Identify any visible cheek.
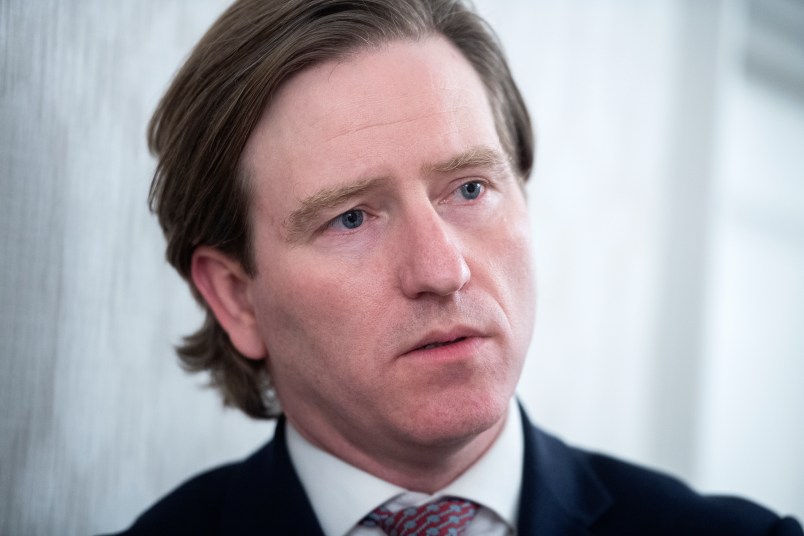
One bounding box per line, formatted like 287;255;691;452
482;212;536;342
252;254;391;374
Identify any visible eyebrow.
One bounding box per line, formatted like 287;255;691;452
284;176;388;243
283;146;510;244
424;146;510;175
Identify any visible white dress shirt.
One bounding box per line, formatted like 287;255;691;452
286;399;524;536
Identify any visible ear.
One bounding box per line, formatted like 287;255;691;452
190;246;267;360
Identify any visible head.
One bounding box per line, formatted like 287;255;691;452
148;0;534;422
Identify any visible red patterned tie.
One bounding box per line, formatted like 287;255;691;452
361;497;478;536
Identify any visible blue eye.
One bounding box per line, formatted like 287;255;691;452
459;181;483;200
336;209;364;229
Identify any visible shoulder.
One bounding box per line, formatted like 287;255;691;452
105;433;282;536
106;462;241;536
584;449;801;535
103;420;322;536
519;414;802;535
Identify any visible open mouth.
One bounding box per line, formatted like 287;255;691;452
418;336;467;351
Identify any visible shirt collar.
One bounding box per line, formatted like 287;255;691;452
285;399;524;536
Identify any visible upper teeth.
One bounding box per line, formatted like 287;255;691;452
421;337;465;350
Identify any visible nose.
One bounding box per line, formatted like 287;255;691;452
397;205;471;298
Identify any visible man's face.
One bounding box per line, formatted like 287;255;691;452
241;37;535;456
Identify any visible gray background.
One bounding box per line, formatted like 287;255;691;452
2;0;803;534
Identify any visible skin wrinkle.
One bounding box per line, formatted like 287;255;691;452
284;176;390;243
322;107;474;144
320;47;478;145
283;146;510;244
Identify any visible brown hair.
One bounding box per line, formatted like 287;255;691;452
148;0;533;419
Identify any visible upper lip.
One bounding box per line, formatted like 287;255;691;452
400;326;484;356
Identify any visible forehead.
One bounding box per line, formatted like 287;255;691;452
241;37;501;214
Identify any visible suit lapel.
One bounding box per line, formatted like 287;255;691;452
220;417;326;535
516;406;612;536
216;408;611;535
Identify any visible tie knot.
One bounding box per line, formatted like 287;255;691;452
361;497;478;536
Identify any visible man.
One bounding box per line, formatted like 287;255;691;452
114;0;802;534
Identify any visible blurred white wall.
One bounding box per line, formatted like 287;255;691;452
474;0;804;521
1;1;802;534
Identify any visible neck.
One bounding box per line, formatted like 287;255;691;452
287;410;508;493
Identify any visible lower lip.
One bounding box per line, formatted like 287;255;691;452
401;336;485;363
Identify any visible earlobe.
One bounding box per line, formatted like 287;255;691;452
190;246;267;360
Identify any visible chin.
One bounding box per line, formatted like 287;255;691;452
397;388;511;447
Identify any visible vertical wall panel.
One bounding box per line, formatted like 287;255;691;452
1;2;274;534
697;0;804;516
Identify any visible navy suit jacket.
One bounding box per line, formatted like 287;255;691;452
112;408;802;535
